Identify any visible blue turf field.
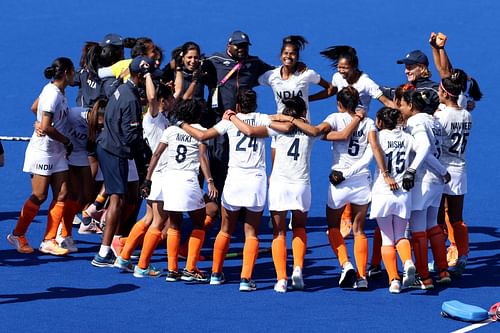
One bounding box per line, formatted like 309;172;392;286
0;0;499;331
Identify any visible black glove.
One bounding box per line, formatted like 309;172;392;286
64;140;73;157
402;168;416;190
140;179;152;198
329;170;345;186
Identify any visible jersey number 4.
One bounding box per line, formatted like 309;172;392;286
287;138;301;161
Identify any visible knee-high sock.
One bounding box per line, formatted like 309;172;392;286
444;208;456;244
371;226;382;266
186;229;205;271
166;228;180;272
292;227;307;269
412;231;430;279
341;203;352;222
451;221;469;257
272;235;287;280
138;228;162;270
13;199;40;236
381;245;400;283
45;201;65;240
61;199;81;238
328;228;348;266
241;236;259;280
395;238;412;264
212;231;231;274
427;225;448;272
354;234;368;278
121;220;148;260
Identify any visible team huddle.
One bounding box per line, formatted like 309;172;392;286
7;30;482;294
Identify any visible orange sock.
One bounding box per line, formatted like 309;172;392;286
204;215;214;230
212;231;231;274
412;231;430;279
137;228;162;270
354;234;368;278
381;245;400;283
292;227;307;268
342;203;352;222
44;201;65;240
121;220;148;260
241;236;259;280
327;228;348;266
166;228;181;272
371;226;382;266
272;235;287;280
427;225;448;272
13;199;40;236
395;238;412;263
452;221;469;257
186;229;205;271
61;199;81;238
445;208;456;244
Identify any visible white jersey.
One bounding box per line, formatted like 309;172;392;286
270;128;315;185
372;128;415;195
30;83;70;155
323;113;376;175
213;112;272;170
258;67;320;120
405;113;444;183
331;72;383;114
143;111;169;171
66;107;89;166
160;124;206;172
435;106;472;168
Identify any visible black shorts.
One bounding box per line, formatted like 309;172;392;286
96;145;128;195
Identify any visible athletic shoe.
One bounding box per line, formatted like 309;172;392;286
110;237;124;257
340;219;352;238
428;260;437;273
39;239;70;256
165;270;181;282
450;255;467;277
367;264;383;279
239;278;257;292
447;244;458;267
339;261;356;288
274;279;287;293
402;260;416;288
114;256;134;272
85;204;104;222
73;214;82;225
91;252;116;268
181;268;209;282
7;234;34;254
78;219;102;234
59;236;78;253
436;270;452;284
291;266;304;290
354;277;368;290
210;272;225;285
133;265;161;278
409;276;434;290
389;279;401;294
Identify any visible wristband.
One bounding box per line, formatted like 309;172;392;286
382;170;390;177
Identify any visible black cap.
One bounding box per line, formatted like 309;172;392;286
397;50;429;66
228;30;251;45
100;33;124;47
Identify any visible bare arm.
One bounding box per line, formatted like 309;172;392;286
309;77;336;101
368;130;399;190
199;143;218;200
291;119;331;137
145;142;167;181
180;123;220;141
229;115;269;138
377;95;396;109
31;98;39;114
323;115;362;141
144;73;159;117
41;112;68;144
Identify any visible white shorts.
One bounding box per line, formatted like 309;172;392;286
68;150;90;167
411;181;443;210
162;169;205;212
95;159;139;182
147;168;165;201
369;190;412;220
222;168;267;210
268;181;311;212
443;168;467;196
23;150;68;176
327;173;371;209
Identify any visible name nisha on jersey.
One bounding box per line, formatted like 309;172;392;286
176;133;193;142
276;90;303;100
387;140;405;148
450;122;472;131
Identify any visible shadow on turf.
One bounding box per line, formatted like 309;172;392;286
0;210;49;222
0;284;139;304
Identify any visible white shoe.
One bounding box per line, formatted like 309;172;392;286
73;215;82;225
339;261;356;288
39;239;69;256
274;279;287;293
402;260;416;288
291;266;304;290
389;279;401;294
354;277;368;290
59;236;78;253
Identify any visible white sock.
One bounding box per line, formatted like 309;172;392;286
99;245;110;257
